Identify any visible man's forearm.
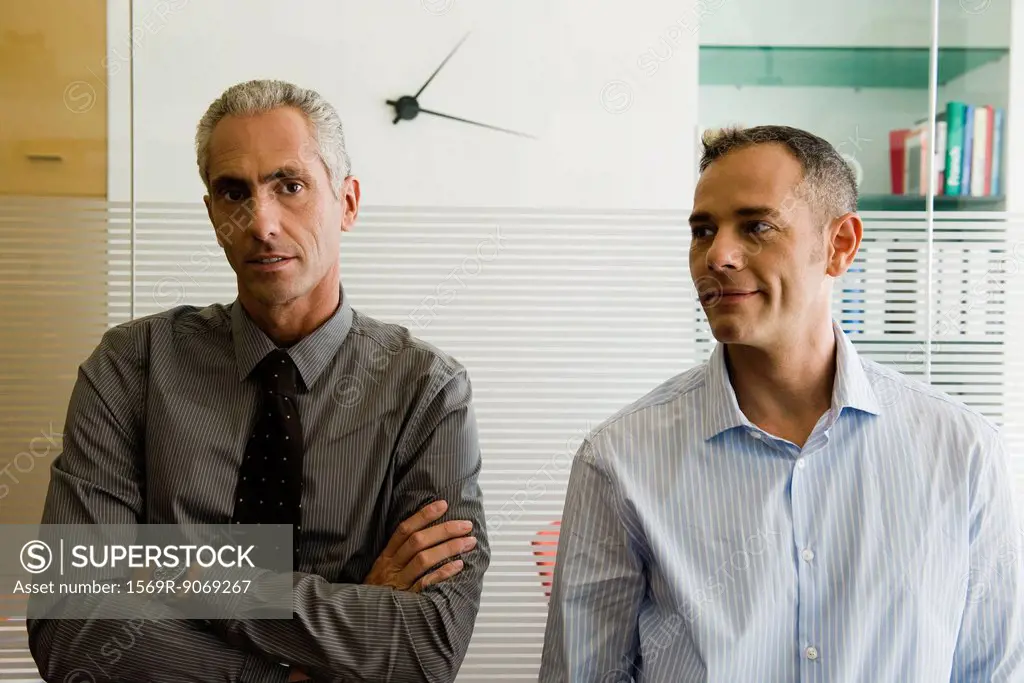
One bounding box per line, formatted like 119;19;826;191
213;573;480;683
27;593;285;683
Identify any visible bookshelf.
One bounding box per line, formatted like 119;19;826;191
696;0;1014;213
857;193;1005;212
699;46;1008;89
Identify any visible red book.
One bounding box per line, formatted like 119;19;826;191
889;129;911;194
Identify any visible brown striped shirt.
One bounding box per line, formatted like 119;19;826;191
27;286;490;682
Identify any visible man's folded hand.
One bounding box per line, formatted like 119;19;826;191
363;500;477;592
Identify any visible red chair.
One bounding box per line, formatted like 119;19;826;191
531;520;561;599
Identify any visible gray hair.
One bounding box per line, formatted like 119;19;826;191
195;79;352;196
699;125;858;223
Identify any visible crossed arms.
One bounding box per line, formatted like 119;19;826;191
27;326;490;683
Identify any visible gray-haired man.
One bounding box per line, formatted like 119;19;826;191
28;79;489;683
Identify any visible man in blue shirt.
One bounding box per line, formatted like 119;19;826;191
539;125;1023;681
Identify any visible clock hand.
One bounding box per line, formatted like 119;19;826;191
414;32;471;100
417;107;537;139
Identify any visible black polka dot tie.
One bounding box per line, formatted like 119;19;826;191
231;349;304;569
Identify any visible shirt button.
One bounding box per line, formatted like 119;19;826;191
796;458;807;469
749;431;762;440
801;548;814;562
805;646;819;661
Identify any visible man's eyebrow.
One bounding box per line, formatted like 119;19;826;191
735;206;783;220
688;205;786;226
209;167;314;191
209;172;241;184
261;166;312;183
688;211;713;225
209;174;245;192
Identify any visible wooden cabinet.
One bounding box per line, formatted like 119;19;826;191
0;0;107;197
0;2;110;528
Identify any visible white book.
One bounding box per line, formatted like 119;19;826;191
970;106;990;197
933;120;947;194
904;128;925;195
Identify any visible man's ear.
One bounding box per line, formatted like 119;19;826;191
826;212;863;278
341;176;361;233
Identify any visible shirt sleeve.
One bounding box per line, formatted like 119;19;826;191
949;424;1024;682
26;323;285;683
208;365;491;683
538;437;647;682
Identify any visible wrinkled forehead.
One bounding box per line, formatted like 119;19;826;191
206;109;322;184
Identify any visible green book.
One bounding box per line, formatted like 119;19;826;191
943;101;967;195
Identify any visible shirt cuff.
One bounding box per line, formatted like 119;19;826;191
238;655;290;683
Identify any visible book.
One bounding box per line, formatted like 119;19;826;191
904;126;926;195
991;108;1004;196
889;99;1004;202
934;118;947;194
983;106;994;196
970;105;990;197
961;104;974;196
889;129;911;195
943;101;968;196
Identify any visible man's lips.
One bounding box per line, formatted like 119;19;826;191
247;254;293;263
247;255;296;271
701;290;759;303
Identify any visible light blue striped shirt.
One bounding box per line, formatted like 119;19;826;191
539;321;1023;682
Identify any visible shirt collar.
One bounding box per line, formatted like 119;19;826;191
701;319;881;441
231;285;354;390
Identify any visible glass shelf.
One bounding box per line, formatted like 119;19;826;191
699;46;1008;89
857;194;1006;212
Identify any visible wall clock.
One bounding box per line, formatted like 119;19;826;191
386;33;537;139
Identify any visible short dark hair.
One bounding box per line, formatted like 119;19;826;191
698;125;858;222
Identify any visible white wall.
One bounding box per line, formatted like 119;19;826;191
107;0;1016;208
109;0;700;211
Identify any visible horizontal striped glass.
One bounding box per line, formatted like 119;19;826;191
3;200;1021;680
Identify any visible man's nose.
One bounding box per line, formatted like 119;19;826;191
248;195;281;241
704;230;746;271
